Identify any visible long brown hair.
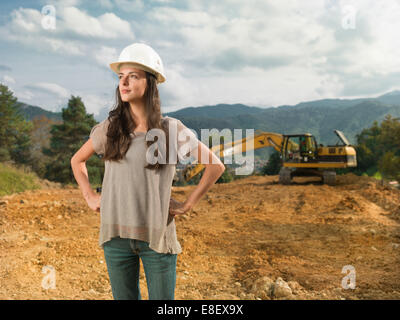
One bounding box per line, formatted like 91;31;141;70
102;71;174;171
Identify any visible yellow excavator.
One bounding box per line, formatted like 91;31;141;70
180;129;357;186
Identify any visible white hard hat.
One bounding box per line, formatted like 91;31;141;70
109;43;166;83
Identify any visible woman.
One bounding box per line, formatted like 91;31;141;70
70;43;225;300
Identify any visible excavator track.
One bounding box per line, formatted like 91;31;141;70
323;170;336;186
279;167;292;185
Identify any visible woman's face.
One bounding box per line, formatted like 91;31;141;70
118;65;147;103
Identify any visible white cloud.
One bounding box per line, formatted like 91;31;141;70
0;22;86;56
159;63;200;108
0;5;134;73
78;92;113;116
151;7;225;27
2;0;400;113
2;75;16;85
149;0;400;102
1;6;134;44
94;46;118;68
43;38;85;55
9;8;42;33
160;64;342;109
61;7;135;39
25;82;70;98
15;89;34;101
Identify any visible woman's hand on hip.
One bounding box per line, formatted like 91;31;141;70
169;197;190;216
87;192;101;213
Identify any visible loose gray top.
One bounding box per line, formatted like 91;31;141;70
89;115;199;254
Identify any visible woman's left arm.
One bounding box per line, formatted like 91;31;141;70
169;141;225;216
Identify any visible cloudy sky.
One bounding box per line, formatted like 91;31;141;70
0;0;399;119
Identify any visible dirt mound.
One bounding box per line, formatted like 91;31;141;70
37;179;63;190
1;173;399;300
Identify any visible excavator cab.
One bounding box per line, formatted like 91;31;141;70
282;133;317;163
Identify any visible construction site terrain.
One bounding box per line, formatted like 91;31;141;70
0;173;399;300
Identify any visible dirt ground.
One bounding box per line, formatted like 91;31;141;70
0;173;399;300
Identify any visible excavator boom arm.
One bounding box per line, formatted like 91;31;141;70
183;131;284;181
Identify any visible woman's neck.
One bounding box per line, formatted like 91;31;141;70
129;101;146;126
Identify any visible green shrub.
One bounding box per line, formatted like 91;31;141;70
0;162;41;196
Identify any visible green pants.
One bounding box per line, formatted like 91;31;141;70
103;236;177;300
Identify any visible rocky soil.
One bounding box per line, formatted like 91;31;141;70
1;173;399;300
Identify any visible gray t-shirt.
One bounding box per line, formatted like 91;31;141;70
89;115;198;254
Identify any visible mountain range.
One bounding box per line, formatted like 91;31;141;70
16;90;400;159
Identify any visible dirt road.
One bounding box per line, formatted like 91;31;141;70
0;173;399;300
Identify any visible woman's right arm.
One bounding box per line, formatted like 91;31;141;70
70;138;101;212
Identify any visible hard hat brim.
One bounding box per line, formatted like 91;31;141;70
109;61;166;84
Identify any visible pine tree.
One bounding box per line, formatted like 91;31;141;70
0;83;33;164
43;95;102;184
30;115;60;178
261;150;282;175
